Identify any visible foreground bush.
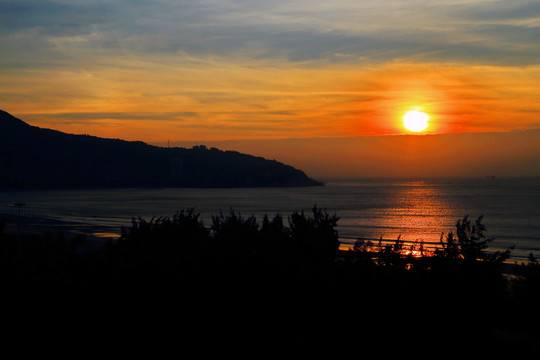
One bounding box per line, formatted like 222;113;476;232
1;209;539;347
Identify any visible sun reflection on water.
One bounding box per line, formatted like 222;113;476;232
340;180;459;251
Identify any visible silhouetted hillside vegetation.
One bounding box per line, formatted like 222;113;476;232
1;208;539;349
0;110;322;188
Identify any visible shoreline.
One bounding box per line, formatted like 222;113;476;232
0;212;119;248
0;212;531;275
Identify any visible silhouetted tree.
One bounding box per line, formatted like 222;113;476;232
259;214;292;268
288;206;340;280
376;235;407;268
5;205;540;348
210;210;259;259
456;215;491;261
514;253;540;308
433;215;512;263
110;209;210;288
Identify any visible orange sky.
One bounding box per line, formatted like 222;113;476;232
4;61;540;142
2;1;540;178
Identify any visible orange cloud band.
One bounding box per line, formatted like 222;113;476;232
3;59;540;141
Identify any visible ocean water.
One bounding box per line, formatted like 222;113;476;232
1;177;539;261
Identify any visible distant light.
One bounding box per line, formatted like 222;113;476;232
403;110;429;132
9;203;25;207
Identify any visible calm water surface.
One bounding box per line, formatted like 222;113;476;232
1;177;539;261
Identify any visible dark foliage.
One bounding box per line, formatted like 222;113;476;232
1;210;539;349
107;210;210;288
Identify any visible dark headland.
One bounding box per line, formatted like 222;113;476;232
0;110;322;188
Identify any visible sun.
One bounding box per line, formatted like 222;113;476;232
403;110;429;132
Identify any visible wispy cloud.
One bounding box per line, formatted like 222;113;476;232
3;0;540;65
1;0;540;140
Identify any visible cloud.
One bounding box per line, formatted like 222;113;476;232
0;1;114;35
451;1;540;23
22;111;200;122
2;0;540;66
2;1;540;141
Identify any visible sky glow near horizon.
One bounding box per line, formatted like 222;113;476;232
2;0;540;142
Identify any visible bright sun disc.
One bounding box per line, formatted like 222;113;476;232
403;110;429;132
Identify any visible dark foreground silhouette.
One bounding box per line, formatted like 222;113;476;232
1;208;539;350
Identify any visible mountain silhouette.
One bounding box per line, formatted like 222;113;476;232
0;110;322;188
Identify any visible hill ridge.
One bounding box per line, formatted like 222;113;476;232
0;110;322;188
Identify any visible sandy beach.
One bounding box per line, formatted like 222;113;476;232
0;212;119;249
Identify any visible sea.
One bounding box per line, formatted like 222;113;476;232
1;177;539;262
